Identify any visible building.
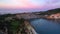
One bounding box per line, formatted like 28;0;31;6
47;13;60;19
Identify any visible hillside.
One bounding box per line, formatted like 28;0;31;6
0;14;37;34
38;8;60;15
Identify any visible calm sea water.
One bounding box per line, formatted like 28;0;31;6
30;19;60;34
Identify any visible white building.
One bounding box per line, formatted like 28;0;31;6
47;13;60;19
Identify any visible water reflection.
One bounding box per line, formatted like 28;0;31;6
30;19;60;34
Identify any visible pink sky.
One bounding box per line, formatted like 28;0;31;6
0;0;44;9
0;0;60;14
0;0;60;9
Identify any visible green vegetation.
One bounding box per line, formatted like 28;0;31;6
0;14;26;34
39;8;60;15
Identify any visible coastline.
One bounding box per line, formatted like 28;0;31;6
24;20;38;34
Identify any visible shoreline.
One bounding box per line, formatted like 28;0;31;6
24;20;38;34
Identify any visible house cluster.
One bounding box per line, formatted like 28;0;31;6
47;13;60;19
15;13;39;19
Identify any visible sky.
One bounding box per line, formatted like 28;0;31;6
0;0;60;13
